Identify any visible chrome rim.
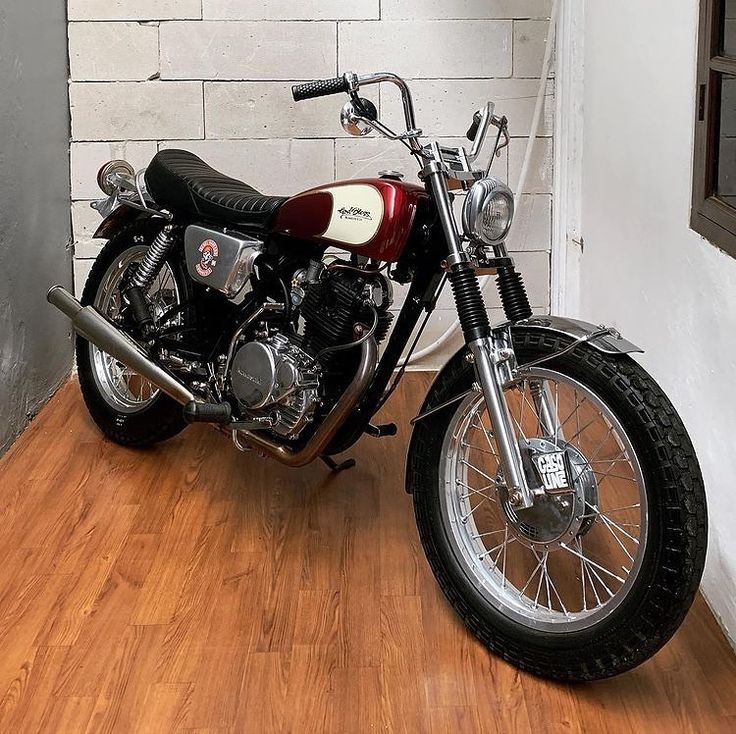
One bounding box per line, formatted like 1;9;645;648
90;246;180;413
439;368;648;633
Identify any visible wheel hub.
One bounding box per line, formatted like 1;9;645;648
499;438;598;552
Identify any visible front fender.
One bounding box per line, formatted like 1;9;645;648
517;315;642;355
404;317;642;493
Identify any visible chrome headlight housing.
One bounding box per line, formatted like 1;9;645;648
462;177;514;245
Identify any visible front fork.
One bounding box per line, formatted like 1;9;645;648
426;164;538;509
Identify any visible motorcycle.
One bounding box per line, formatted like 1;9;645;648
48;71;707;681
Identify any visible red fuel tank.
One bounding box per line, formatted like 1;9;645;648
272;178;428;262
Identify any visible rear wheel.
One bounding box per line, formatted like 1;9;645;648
77;220;190;447
408;329;707;680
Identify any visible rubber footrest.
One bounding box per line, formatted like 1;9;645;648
183;400;232;424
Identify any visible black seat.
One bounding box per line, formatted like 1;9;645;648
144;149;288;232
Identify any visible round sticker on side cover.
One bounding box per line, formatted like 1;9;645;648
196;239;219;277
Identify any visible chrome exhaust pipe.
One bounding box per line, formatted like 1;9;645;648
234;335;378;467
47;285;196;406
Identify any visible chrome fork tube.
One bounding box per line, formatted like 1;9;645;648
425;155;535;509
530;380;563;442
469;336;535;508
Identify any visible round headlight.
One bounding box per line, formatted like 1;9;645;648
462;178;514;245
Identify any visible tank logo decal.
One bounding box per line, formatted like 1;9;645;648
322;185;384;245
196;239;219;277
338;206;372;221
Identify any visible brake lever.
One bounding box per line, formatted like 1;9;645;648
493;116;510;155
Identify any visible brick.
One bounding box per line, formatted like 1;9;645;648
334;137;426;182
71;201;101;244
508;137;554;194
513;20;552;78
204;82;375;139
512;251;549;308
160;22;336;81
68;22;158;82
339;21;512;79
68;1;201;21
382;0;552;20
73;259;94;297
505;194;552;251
159;139;334;195
70;82;204;141
71;141;158;198
202;0;378;20
380;78;553;138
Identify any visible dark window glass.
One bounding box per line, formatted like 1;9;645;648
717;74;736;204
724;0;736;56
693;1;736;258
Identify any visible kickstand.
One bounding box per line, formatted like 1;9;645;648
320;455;356;473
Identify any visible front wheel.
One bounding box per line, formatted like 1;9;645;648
407;328;707;681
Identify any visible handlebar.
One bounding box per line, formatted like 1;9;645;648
292;77;349;102
291;71;499;168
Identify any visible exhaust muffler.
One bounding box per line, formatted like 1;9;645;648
47;285;196;406
48;285;378;467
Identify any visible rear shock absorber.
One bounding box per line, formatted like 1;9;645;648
126;223;176;333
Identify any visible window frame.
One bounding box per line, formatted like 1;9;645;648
692;0;736;258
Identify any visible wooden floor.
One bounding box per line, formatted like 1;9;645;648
0;376;734;733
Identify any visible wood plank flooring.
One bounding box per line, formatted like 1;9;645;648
0;376;734;732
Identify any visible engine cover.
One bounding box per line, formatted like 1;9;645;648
230;333;319;438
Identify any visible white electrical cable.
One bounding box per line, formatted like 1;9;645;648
400;0;560;367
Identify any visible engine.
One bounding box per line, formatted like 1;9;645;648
226;261;392;440
300;265;393;363
230;333;319;438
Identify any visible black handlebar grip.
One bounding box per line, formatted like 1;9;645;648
292;77;349;102
466;111;482;142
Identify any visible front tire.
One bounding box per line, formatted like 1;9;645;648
407;328;707;681
77;220;190;447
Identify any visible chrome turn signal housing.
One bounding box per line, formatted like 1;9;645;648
96;159;135;195
462;177;514;245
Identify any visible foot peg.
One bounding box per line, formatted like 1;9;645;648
321;455;356;472
365;422;397;438
183;400;232;425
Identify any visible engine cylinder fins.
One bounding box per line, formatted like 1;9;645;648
301;268;393;363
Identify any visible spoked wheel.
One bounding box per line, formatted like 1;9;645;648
443;369;647;633
408;328;707;680
90;244;180;412
76;220;191;446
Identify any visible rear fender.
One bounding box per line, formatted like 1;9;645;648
92;205;151;239
404;317;642;493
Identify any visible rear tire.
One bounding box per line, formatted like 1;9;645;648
77;220;190;447
407;328;707;681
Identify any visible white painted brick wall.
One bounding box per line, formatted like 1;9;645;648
68;0;554;367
